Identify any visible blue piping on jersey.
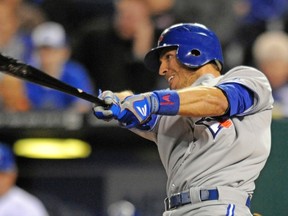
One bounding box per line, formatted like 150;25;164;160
226;204;235;216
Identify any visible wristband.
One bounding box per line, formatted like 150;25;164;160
152;90;180;115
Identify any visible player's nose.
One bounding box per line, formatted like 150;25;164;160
159;61;168;76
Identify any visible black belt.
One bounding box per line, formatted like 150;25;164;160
164;189;251;211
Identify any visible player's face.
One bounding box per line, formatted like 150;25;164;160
159;48;198;90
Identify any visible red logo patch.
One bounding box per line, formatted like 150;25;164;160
160;94;174;105
220;119;232;128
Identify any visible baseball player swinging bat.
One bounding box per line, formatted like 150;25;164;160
0;53;106;106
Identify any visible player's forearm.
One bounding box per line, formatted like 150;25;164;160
177;86;229;117
113;87;229;119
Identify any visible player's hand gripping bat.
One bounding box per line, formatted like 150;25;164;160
0;53;106;106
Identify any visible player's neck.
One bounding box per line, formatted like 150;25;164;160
195;63;221;78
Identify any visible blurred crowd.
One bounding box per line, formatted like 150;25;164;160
0;0;288;118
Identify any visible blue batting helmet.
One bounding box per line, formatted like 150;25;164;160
144;23;224;72
0;143;16;172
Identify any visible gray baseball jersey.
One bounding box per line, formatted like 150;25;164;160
132;66;273;199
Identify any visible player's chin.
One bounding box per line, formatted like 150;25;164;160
168;77;181;90
168;82;176;90
169;83;179;90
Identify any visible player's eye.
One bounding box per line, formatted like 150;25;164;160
165;54;173;61
159;50;176;64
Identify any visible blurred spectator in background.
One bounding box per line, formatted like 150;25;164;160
144;0;175;31
73;0;161;93
0;75;31;112
18;1;47;35
252;31;288;118
0;142;49;216
0;0;46;112
225;0;288;68
25;21;94;112
172;0;236;50
0;0;33;61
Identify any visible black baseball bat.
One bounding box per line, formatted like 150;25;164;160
0;53;106;106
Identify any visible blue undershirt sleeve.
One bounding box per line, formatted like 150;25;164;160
217;83;254;116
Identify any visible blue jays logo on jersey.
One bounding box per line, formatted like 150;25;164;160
195;117;233;138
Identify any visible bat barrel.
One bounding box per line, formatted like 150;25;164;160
0;53;106;106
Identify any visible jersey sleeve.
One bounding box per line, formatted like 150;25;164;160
217;83;254;116
217;66;274;116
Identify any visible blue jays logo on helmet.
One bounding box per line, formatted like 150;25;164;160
144;23;224;72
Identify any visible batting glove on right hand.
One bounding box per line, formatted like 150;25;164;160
93;90;120;121
117;90;180;128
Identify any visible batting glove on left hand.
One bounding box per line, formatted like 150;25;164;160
93;90;121;121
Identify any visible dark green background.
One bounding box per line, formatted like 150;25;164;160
251;119;288;215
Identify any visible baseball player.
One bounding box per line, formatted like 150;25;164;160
93;23;273;216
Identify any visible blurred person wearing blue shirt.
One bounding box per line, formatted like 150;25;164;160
26;21;94;112
0;143;49;216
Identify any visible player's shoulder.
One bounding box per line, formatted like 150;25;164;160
219;65;273;97
219;65;272;92
220;65;270;84
220;66;274;111
223;65;267;80
224;65;264;77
